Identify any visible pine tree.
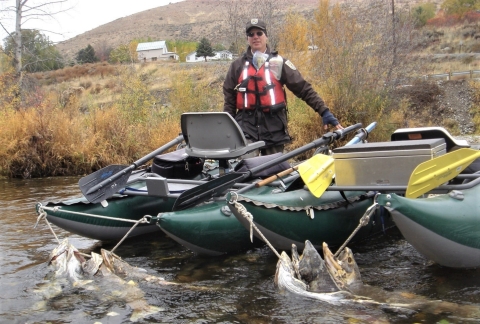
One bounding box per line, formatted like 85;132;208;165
196;38;215;62
76;44;98;64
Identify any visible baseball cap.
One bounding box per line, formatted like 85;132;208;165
246;19;267;34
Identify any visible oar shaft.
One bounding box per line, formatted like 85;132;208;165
247;124;363;178
258;123;376;189
346;122;377;146
255;166;298;188
173;124;363;211
86;135;184;195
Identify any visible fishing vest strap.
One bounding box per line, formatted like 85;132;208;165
264;62;276;106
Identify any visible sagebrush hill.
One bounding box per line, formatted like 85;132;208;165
55;0;445;59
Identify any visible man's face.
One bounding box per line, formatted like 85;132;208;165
247;28;268;52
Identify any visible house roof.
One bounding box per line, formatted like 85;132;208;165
136;41;166;51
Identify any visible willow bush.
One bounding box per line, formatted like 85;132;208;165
278;0;419;146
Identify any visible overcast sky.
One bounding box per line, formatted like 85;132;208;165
1;0;184;44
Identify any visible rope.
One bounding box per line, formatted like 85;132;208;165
35;205;90;258
333;194;380;258
110;215;152;254
228;193;281;259
35;209;60;244
40;205;151;224
36;204;151;258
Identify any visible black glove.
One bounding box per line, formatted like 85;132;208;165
321;109;339;127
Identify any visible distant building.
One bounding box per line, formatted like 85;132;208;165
186;50;233;63
185;51;204;63
137;41;178;62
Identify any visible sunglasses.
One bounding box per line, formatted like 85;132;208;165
247;31;264;37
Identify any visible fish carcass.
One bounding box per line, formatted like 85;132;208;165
275;240;480;320
44;239;164;322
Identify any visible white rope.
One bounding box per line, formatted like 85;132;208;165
40;205;150;224
229;195;281;259
35;206;91;258
110;215;152;254
36;204;147;258
35;209;61;244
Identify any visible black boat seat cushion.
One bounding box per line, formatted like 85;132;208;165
234;152;291;179
151;148;204;179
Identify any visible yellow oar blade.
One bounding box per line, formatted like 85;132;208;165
406;148;480;198
298;154;335;198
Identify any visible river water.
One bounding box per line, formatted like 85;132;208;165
1;176;480;324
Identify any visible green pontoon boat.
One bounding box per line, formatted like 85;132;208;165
156;123;377;255
377;175;480;268
35;112;268;241
36;112;349;244
227;127;479;255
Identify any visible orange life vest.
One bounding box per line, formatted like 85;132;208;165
236;60;286;112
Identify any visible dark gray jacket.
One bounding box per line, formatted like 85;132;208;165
223;45;330;147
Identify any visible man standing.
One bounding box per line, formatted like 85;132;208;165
223;18;343;156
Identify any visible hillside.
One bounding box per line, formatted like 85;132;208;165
55;0;318;59
55;0;444;59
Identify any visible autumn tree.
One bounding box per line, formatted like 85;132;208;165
196;37;215;62
0;0;70;75
3;29;63;72
94;40;112;62
219;0;288;54
166;39;197;62
109;40;140;64
278;0;417;126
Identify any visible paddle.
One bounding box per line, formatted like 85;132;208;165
171;123;363;211
298;154;335;197
254;122;378;189
79;135;184;204
346;122;377;145
406;148;480;198
296;122;378;198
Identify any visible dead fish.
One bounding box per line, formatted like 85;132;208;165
48;238;83;280
100;249;170;285
275;251;355;305
322;242;363;293
294;241;339;293
323;242;480;318
42;239;164;322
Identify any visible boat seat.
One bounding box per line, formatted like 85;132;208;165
391;127;469;152
181;112;265;159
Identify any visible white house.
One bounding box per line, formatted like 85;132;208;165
185;51;204;63
136;41;179;62
186;50;233;63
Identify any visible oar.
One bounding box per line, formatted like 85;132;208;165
346;122;377;145
79;135;184;204
297;122;378;197
257;122;376;194
254;122;378;189
406;148;480;198
298;154;335;197
254;166;299;188
171;123;363;211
